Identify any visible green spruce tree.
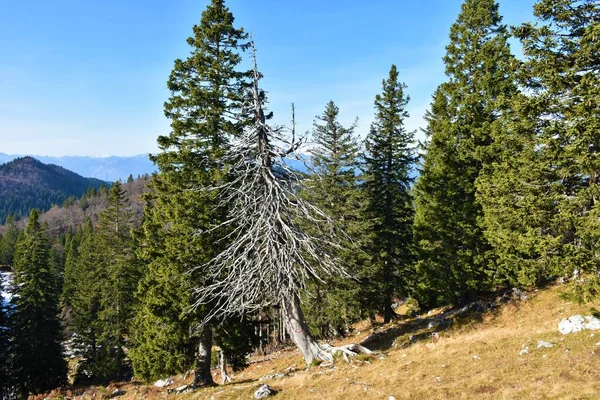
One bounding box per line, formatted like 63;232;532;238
509;0;600;298
475;90;562;288
11;209;66;396
61;228;81;309
66;220;104;382
303;100;364;338
130;0;251;385
94;181;138;380
413;0;518;306
0;272;11;399
0;215;19;266
362;65;416;323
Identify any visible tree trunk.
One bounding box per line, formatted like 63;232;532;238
258;313;264;356
281;294;373;366
383;283;394;324
219;348;231;384
281;294;327;366
193;327;214;387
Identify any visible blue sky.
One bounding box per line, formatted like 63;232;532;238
0;0;537;157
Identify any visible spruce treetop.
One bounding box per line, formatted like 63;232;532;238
365;64;415;190
311;100;359;185
158;0;251;169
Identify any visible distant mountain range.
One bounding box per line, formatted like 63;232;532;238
0;157;107;223
0;153;156;182
0;153;315;182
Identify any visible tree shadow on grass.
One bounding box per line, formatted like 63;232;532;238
361;289;524;352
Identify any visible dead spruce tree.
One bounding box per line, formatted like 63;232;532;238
193;46;372;366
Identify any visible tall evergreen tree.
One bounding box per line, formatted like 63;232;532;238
413;0;518;306
0;272;11;399
0;216;19;266
362;65;415;323
129;195;196;381
303;101;364;337
94;181;138;380
507;0;600;297
10;209;66;396
476;91;562;288
130;0;251;385
65;220;104;382
61;229;81;309
64;183;139;383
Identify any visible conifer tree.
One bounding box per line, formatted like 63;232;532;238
507;0;600;296
131;0;251;385
475;90;561;288
94;181;138;380
66;220;104;381
413;0;518;306
0;274;11;399
10;209;66;396
129;196;196;381
303;101;364;337
0;216;19;266
362;65;415;323
63;183;138;383
61;229;81;308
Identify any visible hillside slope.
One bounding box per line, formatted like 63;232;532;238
0;174;150;238
41;283;600;400
0;153;156;182
0;157;107;223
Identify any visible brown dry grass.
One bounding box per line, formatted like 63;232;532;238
45;284;600;400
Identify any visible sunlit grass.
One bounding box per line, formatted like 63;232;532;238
42;283;600;400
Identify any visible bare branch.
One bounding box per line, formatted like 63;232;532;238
191;43;348;325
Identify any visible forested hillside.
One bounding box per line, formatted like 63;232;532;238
0;0;598;398
0;157;107;224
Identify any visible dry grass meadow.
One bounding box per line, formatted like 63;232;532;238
40;283;600;400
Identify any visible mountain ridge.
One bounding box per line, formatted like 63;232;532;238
0;157;107;223
0;153;156;182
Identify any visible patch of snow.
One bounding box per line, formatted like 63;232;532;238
558;315;585;334
1;271;14;306
584;316;600;330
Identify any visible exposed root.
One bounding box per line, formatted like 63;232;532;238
314;343;375;364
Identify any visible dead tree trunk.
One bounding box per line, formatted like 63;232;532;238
193;327;214;387
282;294;374;366
281;294;326;365
219;348;232;384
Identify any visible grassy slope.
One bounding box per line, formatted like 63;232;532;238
46;284;600;400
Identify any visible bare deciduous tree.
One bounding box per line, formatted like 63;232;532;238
192;43;372;365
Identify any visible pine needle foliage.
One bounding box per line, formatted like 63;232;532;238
512;0;600;297
10;209;66;396
130;0;252;383
362;65;416;322
413;0;518;306
303;101;364;338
